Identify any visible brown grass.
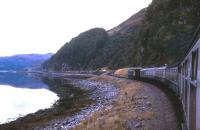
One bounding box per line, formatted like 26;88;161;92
73;75;155;130
114;68;129;78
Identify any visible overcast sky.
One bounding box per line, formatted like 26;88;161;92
0;0;152;56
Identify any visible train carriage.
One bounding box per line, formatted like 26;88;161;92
128;25;200;130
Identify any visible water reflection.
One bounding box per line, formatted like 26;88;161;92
0;72;59;124
0;72;48;89
0;85;59;124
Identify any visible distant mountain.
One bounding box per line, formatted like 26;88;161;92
0;53;53;71
43;0;200;71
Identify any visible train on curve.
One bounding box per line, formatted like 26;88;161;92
128;26;200;130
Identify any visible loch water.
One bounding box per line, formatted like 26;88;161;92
0;72;59;124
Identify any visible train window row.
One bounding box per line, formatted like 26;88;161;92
179;48;199;130
133;27;200;130
180;49;198;81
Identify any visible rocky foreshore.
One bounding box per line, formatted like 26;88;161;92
39;80;118;130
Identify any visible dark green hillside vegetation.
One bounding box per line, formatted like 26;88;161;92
43;28;109;70
44;0;200;71
136;0;200;66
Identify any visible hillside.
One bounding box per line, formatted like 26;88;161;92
43;0;200;71
43;10;145;71
43;29;108;70
0;53;53;71
135;0;200;66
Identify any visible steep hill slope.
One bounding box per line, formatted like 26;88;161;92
43;28;109;70
43;10;145;71
0;53;53;71
135;0;200;66
44;0;200;71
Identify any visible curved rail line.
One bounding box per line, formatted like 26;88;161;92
128;25;200;130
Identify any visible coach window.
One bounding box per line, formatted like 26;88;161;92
183;63;186;75
181;65;184;75
185;60;188;76
192;49;198;80
178;66;181;73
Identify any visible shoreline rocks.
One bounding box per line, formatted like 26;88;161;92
42;79;118;130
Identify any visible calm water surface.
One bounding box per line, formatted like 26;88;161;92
0;72;59;124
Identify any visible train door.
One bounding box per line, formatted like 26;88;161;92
189;49;198;130
189;85;197;130
182;60;189;116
